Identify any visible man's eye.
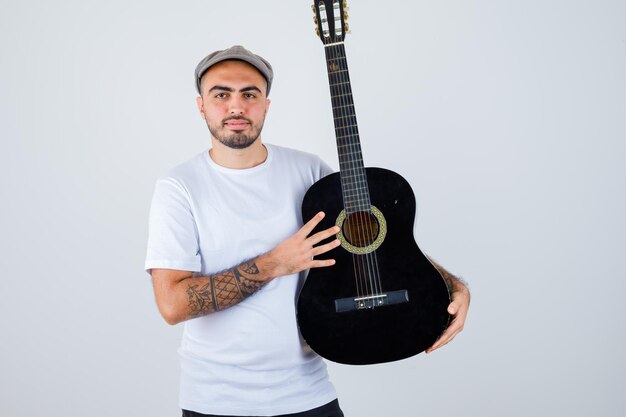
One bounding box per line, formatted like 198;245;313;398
215;93;227;99
244;93;256;99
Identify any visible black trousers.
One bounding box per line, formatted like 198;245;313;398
182;399;344;417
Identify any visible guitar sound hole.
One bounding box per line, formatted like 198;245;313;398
342;211;379;247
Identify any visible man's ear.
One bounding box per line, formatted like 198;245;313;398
196;96;205;119
265;98;271;115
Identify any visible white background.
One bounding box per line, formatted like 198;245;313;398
1;0;625;416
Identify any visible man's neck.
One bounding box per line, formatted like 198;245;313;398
209;139;268;169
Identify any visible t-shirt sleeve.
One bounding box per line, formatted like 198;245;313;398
144;176;201;275
318;157;335;179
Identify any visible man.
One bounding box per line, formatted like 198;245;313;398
145;45;470;417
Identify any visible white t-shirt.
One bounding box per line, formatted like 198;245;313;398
145;143;337;416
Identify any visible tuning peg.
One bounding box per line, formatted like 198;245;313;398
345;23;351;33
313;15;318;25
344;11;349;21
311;4;316;14
343;1;348;10
315;27;320;37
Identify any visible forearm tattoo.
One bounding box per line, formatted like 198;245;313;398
186;260;265;318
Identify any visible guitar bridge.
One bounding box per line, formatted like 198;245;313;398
334;290;409;313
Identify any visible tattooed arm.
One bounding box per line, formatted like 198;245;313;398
151;258;270;324
151;212;341;325
186;260;265;316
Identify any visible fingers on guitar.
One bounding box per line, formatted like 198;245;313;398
309;225;340;245
300;211;326;236
311;239;341;257
310;258;336;268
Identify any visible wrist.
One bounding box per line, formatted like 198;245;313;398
449;276;470;299
452;275;469;290
257;251;280;282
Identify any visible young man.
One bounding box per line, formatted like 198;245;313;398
145;45;470;417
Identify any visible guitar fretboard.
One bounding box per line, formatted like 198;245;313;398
324;43;371;214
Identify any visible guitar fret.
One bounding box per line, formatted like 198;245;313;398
343;183;368;188
329;78;349;85
344;204;372;211
336;132;359;137
342;197;369;205
340;171;365;177
331;93;355;99
343;198;369;205
340;169;365;176
343;190;368;198
332;114;357;122
340;159;363;171
344;200;370;206
343;194;369;200
343;192;370;199
335;124;359;130
340;173;367;180
339;158;363;165
341;174;366;180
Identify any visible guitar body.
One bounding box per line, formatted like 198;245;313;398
298;168;450;365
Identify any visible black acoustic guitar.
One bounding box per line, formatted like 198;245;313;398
297;0;451;365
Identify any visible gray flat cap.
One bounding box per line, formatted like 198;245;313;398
195;45;274;96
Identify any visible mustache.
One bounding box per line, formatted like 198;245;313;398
222;116;253;124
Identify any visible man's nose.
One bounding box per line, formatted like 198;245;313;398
228;97;244;114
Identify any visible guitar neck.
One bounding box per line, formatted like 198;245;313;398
324;42;371;213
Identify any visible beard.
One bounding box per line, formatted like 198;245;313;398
207;116;264;149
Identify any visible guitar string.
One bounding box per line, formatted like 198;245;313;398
329;27;384;299
325;32;369;298
327;36;374;299
325;36;367;297
325;33;366;298
326;38;381;299
333;44;377;298
324;30;364;298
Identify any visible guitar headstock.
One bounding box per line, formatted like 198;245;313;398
311;0;350;44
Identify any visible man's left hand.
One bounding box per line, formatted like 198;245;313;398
426;279;470;353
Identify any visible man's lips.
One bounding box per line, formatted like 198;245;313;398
224;120;250;130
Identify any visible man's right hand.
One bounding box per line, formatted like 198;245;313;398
261;211;341;279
